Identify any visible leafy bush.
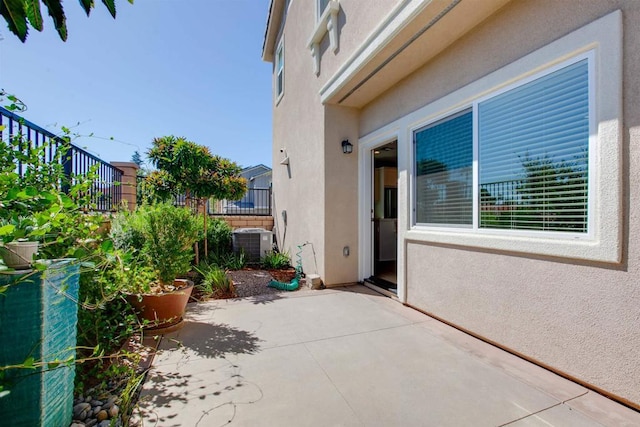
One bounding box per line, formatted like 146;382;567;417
198;217;232;258
261;250;291;270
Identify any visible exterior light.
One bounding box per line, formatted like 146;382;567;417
342;140;353;154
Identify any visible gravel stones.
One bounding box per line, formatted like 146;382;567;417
71;391;121;427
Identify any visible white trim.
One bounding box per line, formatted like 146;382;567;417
319;0;425;101
308;0;340;75
358;127;406;302
275;37;285;104
359;10;623;263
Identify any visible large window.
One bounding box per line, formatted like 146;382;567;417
415;110;473;226
414;57;590;234
275;39;284;101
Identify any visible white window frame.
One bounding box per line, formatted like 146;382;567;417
317;0;330;22
359;10;622;264
275;38;285;104
412;53;594;238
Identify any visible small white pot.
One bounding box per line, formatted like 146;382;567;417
0;241;39;269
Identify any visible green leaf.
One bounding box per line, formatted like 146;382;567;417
42;0;67;41
0;390;9;398
23;356;35;368
0;285;9;294
101;0;116;18
79;0;93;16
47;361;60;369
72;247;87;259
100;239;113;252
0;0;29;42
59;194;73;208
0;224;15;236
6;187;18;201
24;0;43;31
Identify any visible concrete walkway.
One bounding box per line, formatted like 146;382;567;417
136;285;640;426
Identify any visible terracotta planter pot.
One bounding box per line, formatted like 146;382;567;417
0;241;39;270
268;268;297;283
126;279;194;331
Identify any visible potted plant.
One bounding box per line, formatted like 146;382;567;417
0;216;40;269
261;250;297;283
111;203;201;330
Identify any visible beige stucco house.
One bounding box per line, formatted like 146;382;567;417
262;0;640;410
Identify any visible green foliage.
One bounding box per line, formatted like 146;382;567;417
0;122;140;394
0;0;134;42
145;136;247;202
111;203;201;288
194;262;233;297
209;250;246;271
261;250;291;270
198;217;232;258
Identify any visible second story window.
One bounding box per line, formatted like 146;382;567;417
275;39;284;102
317;0;330;21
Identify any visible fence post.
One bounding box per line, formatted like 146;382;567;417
110;162;139;211
60;140;73;194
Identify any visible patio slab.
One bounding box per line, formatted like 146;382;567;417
137;285;640;426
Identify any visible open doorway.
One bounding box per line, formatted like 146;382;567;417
366;141;398;294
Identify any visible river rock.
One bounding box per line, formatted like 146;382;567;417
108;404;119;418
96;409;108;422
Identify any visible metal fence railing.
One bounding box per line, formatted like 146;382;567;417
209;188;272;216
0;107;123;211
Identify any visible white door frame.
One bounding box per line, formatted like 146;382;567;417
358;126;406;302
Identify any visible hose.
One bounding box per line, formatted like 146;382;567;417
267;242;306;291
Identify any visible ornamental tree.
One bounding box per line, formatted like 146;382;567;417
145;136;247;261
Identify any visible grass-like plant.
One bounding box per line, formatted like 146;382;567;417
261;250;291;270
194;262;233;297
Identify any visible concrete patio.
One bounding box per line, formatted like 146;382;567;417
136;285;640;426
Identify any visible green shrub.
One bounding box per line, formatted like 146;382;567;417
141;203;201;286
198;217;232;258
194;263;233;297
261;250;291;269
110;208;147;252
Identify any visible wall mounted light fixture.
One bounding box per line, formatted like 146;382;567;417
341;140;353;154
279;148;290;165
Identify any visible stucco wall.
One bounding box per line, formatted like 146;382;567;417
317;0;403;81
360;0;640;406
271;0;402;282
323;105;360;285
271;1;326;278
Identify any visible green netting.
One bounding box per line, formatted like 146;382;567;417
0;260;79;427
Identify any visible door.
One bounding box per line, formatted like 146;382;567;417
366;141;398;293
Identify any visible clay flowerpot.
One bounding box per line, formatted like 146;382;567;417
126;279;194;332
0;241;39;270
268;268;297;283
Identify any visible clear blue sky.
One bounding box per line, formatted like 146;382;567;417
0;0;273;169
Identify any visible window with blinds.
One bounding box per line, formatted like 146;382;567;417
413;57;590;233
414;110;473;226
478;60;589;232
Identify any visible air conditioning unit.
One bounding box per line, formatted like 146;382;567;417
232;228;273;261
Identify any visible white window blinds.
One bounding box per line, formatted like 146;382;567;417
478;59;589;232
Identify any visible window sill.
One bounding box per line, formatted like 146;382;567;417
405;226;619;264
307;0;340;75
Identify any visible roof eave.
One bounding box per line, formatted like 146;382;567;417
261;0;285;63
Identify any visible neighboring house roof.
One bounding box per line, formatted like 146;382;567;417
241;164;272;185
